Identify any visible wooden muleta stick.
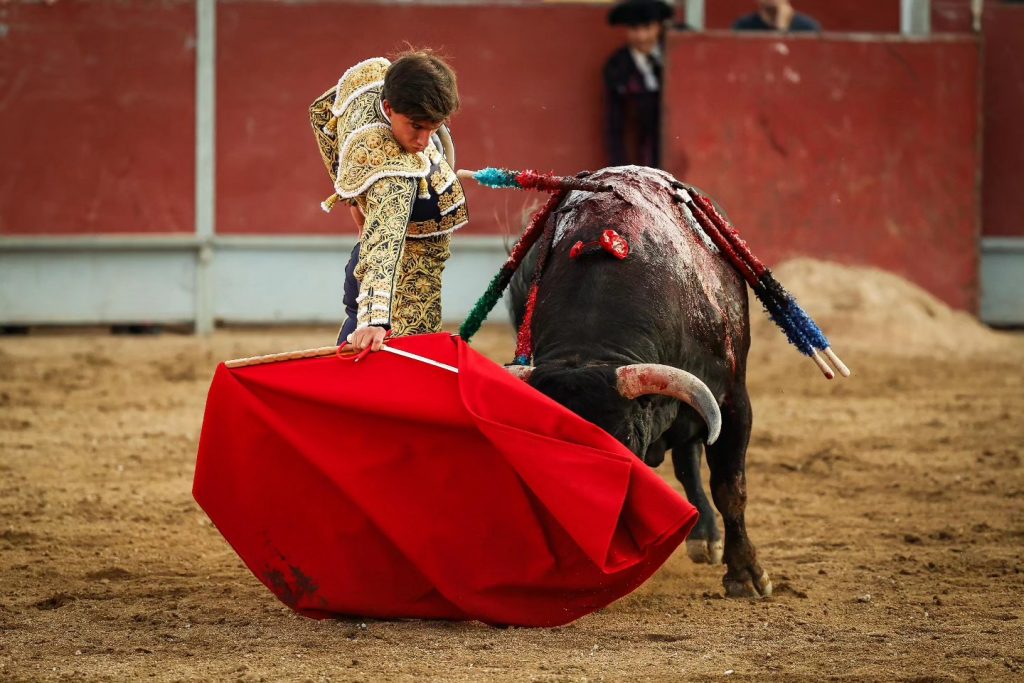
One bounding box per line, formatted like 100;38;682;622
225;346;339;368
224;343;459;373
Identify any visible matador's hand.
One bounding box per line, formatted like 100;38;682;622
349;326;388;352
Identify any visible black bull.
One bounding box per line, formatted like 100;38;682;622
508;166;772;598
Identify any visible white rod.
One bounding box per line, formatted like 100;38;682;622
901;0;931;36
381;346;459;373
971;0;982;33
684;0;705;30
194;0;216;334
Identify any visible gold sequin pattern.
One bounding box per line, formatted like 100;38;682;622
423;145;466;219
436;178;466;216
429;168;455;194
354;175;416;328
310;57;429;196
407;203;469;237
309;86;340;179
389;234;452;336
333;58;389;114
336;125;427;198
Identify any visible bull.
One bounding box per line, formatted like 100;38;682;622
508;165;771;598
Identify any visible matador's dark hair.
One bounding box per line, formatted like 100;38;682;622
382;50;460;124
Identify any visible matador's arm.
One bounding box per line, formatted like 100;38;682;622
355;175;416;329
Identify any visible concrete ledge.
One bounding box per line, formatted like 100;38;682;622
0;235;511;327
0;235;202;250
980;237;1024;326
3;235;1018;326
0;248;197;325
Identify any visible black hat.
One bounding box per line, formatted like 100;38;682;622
608;0;673;26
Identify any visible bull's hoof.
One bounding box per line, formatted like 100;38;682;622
723;570;773;599
685;538;724;565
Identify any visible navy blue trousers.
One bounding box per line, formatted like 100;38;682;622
336;242;361;345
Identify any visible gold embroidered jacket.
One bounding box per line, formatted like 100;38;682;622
309;58;468;336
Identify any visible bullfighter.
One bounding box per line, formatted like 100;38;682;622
310;52;468;352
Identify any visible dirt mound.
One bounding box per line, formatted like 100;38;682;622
751;258;1013;357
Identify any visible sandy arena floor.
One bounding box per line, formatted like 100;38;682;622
1;261;1022;681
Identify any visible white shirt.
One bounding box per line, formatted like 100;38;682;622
629;46;662;93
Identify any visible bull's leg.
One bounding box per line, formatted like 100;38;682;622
706;391;772;598
669;434;723;565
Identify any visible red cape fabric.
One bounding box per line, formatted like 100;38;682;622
193;333;698;627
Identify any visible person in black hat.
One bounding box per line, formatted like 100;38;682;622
603;0;675;169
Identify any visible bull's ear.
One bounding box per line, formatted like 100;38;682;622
504;365;534;382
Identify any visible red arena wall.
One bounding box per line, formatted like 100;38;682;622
932;0;975;32
215;2;622;236
0;1;196;235
981;3;1024;238
1;0;1013;317
663;32;981;311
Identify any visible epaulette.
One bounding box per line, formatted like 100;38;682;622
310;57;428;212
334;124;428;200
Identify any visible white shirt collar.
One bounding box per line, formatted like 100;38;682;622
628;46;662;92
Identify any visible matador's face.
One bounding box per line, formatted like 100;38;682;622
383;100;443;155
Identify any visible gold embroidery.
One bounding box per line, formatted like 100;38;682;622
407;203;469;237
332;58;389;115
429;168;454;194
335;124;428;198
309;58;429;201
309;87;339;178
354;175;416;328
436;179;466;216
390;235;452;336
423;145;465;217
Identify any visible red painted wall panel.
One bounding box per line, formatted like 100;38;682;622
216;2;621;235
664;33;981;311
0;1;195;235
932;0;975;33
981;4;1024;237
704;0;900;32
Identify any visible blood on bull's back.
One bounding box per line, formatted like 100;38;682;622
514;166;750;389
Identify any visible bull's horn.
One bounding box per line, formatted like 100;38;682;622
615;364;722;445
505;364;535;381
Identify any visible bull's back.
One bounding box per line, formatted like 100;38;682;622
526;167;749;376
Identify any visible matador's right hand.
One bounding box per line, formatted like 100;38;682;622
349;325;388;352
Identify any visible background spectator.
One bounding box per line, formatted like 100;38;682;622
603;0;675;168
733;0;821;32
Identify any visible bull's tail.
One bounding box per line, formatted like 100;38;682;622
673;185;850;380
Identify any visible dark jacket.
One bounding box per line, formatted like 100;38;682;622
603;46;663;169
